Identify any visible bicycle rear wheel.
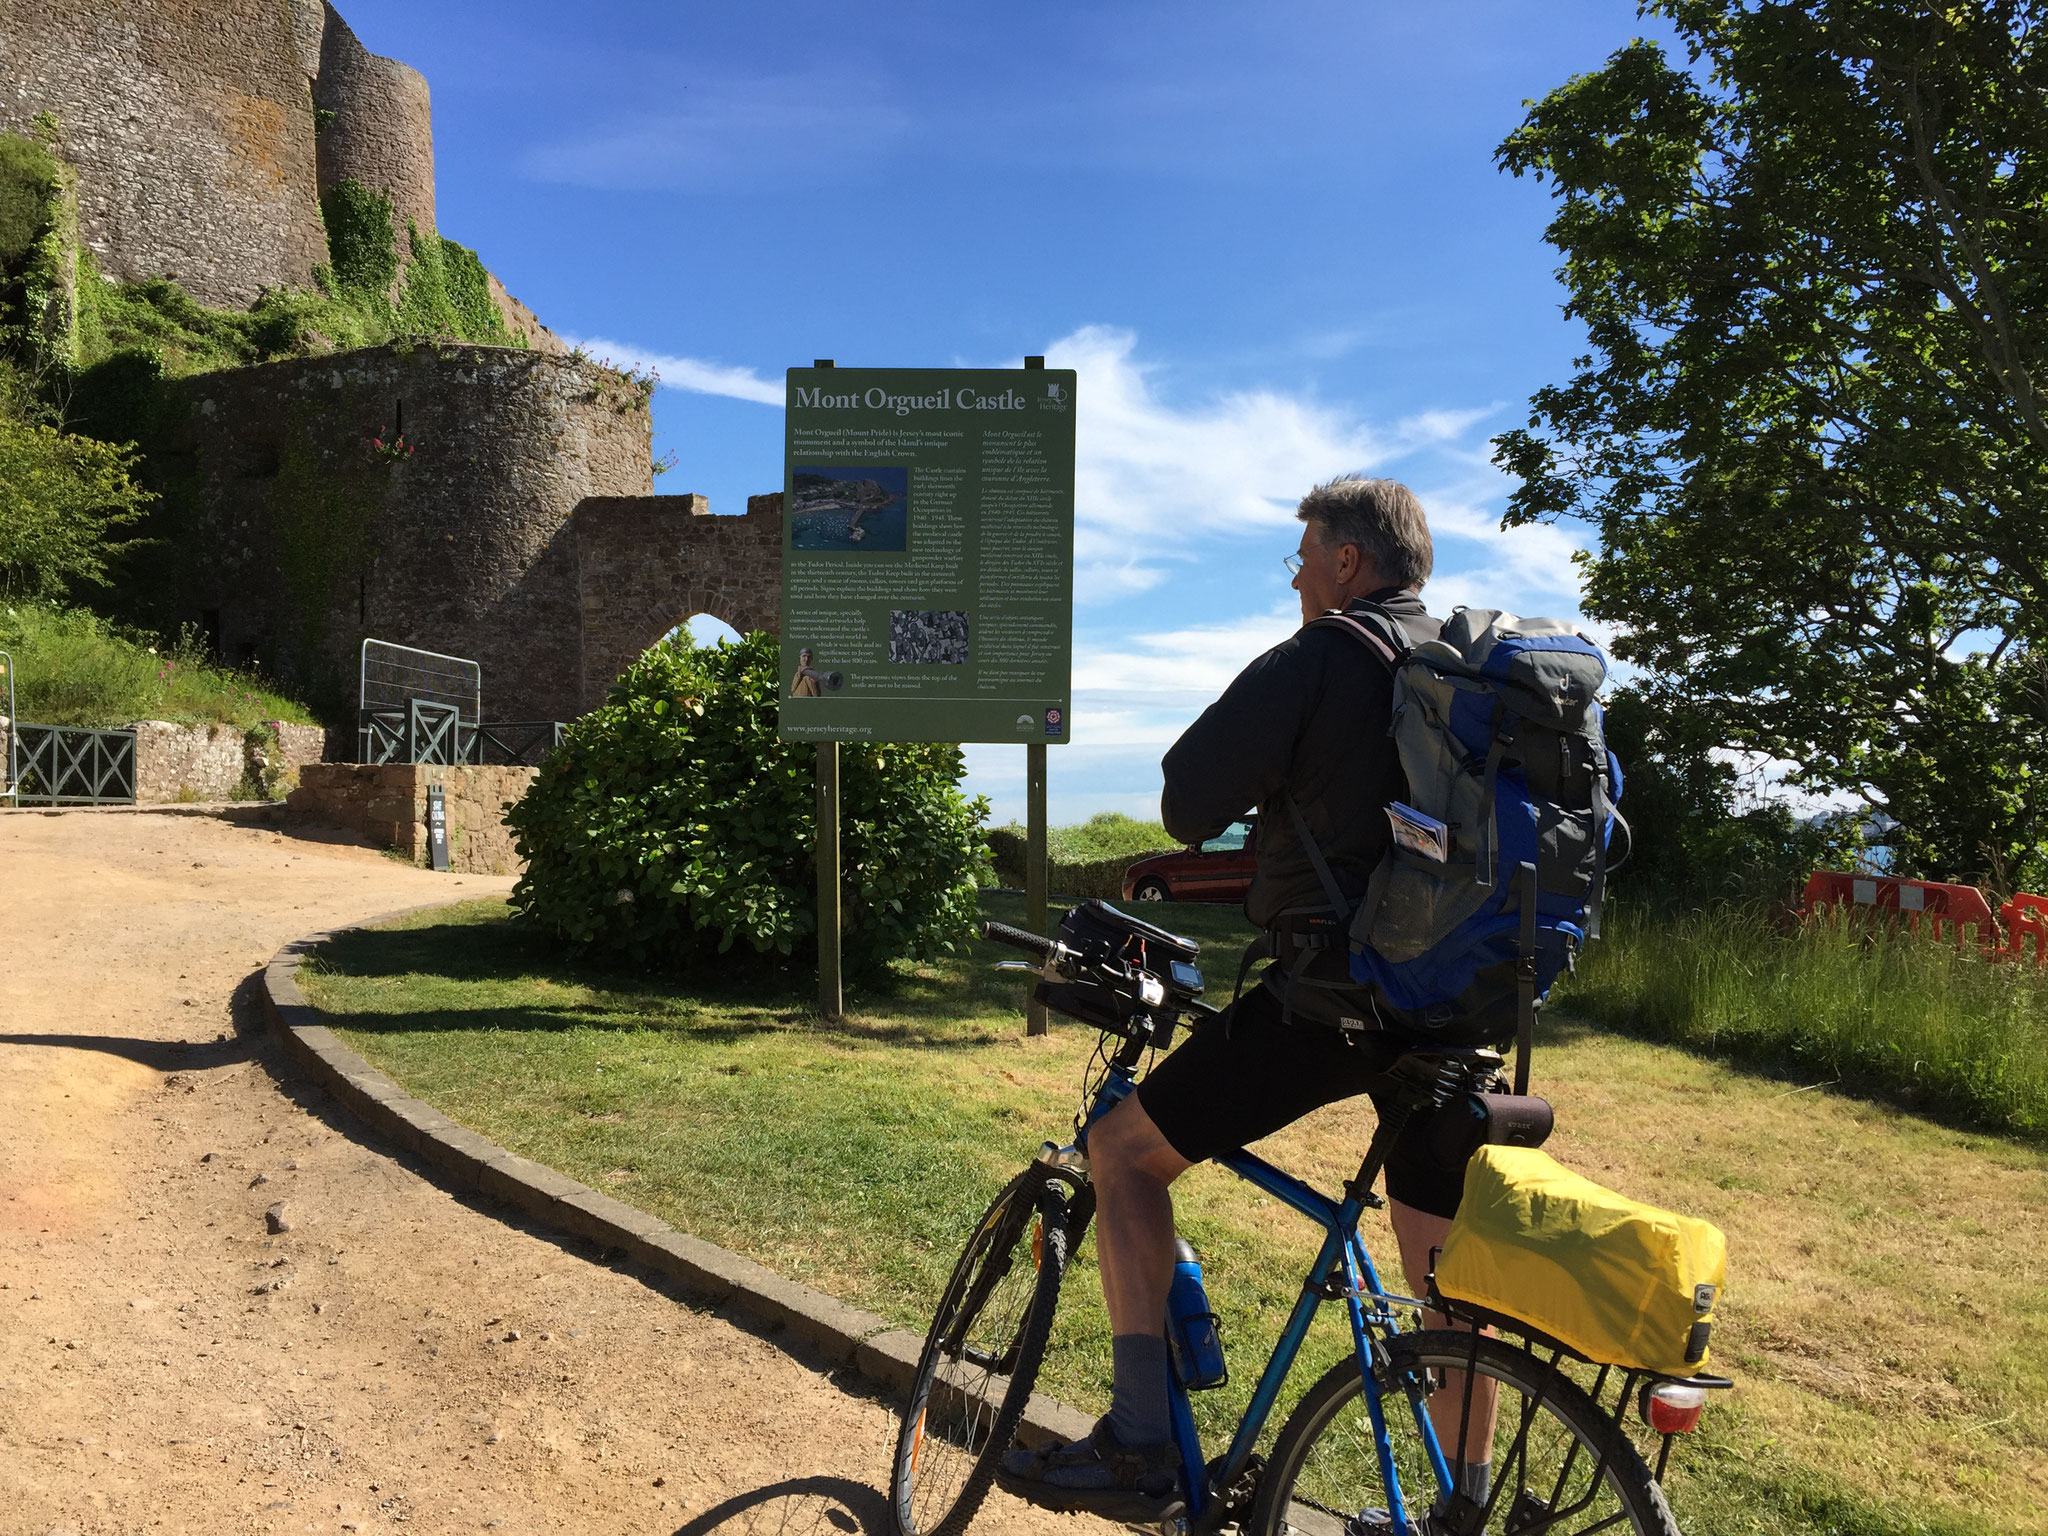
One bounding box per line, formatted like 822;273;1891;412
1252;1331;1680;1536
889;1168;1076;1536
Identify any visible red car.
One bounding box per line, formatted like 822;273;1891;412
1122;818;1257;904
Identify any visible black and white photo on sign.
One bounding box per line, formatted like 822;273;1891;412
889;609;969;665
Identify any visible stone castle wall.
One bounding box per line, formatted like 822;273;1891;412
0;0;331;306
0;0;439;309
165;344;655;723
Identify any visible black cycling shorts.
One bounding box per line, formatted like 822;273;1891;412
1134;980;1472;1219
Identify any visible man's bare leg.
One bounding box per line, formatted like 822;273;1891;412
999;1095;1193;1502
1089;1095;1192;1337
1392;1199;1500;1503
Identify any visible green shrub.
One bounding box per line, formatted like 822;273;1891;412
507;631;990;975
0;128;76;369
320;180;400;299
59;186;520;396
984;825;1177;897
0;600;316;727
0;411;151;598
0;131;61;269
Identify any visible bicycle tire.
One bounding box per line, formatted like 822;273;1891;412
1251;1331;1681;1536
889;1168;1074;1536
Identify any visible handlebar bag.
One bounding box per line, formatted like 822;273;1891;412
1435;1145;1726;1377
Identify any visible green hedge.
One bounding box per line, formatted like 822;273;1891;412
985;826;1178;900
508;631;990;974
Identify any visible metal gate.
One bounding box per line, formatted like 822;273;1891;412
354;637;563;766
9;724;138;805
1;648;14;806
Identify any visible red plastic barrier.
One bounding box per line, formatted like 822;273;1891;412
1799;870;2001;951
2000;893;2048;966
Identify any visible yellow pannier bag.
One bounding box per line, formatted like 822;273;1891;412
1435;1146;1727;1377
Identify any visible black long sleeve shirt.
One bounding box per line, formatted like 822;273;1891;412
1160;589;1441;932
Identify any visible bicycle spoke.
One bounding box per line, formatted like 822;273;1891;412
892;1173;1070;1536
1261;1335;1677;1536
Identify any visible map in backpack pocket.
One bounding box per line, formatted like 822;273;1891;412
1387;802;1451;863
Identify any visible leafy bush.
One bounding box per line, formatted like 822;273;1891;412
0;600;316;727
0;411;151;598
0;128;75;371
0;130;61;270
985;829;1177;896
507;631;990;975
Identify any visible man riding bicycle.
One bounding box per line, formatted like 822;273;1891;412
1000;476;1501;1520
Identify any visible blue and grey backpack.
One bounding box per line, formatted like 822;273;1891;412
1289;605;1625;1090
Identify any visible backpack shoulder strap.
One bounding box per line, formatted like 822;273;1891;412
1306;603;1413;674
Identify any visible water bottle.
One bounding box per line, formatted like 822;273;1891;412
1166;1238;1227;1390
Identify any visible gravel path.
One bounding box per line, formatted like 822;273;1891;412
0;810;1083;1536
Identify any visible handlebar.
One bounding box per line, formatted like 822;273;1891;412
981;920;1059;958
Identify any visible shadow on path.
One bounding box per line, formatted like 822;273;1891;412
0;1032;252;1073
673;1476;887;1536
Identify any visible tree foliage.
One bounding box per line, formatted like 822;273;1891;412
1496;1;2048;887
1602;684;1864;904
507;632;990;976
0;411;151;599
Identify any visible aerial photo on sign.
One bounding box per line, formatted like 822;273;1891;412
789;465;910;551
778;367;1076;744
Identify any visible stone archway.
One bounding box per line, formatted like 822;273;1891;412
570;492;783;710
673;613;745;648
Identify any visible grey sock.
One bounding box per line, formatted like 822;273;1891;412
1106;1332;1172;1448
1455;1459;1492;1506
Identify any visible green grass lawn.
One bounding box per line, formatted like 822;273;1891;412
302;894;2048;1536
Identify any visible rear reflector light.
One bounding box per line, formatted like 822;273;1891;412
1644;1382;1708;1435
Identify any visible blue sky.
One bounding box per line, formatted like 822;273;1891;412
344;0;1671;825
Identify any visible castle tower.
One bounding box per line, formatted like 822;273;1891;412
308;2;438;246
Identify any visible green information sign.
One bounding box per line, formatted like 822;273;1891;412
778;366;1076;744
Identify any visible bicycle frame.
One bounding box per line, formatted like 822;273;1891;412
1076;1063;1451;1531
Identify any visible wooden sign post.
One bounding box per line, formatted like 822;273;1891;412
817;740;843;1020
1026;743;1049;1034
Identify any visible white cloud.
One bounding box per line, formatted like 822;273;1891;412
1045;325;1497;601
1072;602;1303;700
563;335;783;406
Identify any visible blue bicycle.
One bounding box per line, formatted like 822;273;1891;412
890;900;1720;1536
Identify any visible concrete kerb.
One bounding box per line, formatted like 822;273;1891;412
259;900;1094;1451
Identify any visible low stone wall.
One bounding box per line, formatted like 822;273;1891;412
259;721;333;794
123;718;334;802
132;720;247;801
288;763;535;875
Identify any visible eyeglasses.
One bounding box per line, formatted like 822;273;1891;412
1283;552;1305;577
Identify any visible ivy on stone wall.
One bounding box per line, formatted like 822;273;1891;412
437;237;514;346
319;179;400;300
267;414;382;704
392;220;515;346
0;128;78;373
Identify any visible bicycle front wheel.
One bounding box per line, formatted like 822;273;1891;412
1253;1331;1680;1536
889;1168;1076;1536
